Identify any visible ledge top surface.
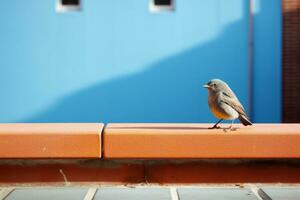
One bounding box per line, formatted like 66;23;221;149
105;123;300;135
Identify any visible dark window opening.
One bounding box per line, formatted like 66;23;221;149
150;0;174;12
154;0;172;6
61;0;79;6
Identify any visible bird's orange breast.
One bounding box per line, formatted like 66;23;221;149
210;105;232;119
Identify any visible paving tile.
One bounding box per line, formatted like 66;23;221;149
94;188;171;200
5;188;88;200
262;187;300;200
178;188;258;200
4;186;300;200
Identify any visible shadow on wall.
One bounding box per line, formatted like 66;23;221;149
23;22;249;122
23;6;250;123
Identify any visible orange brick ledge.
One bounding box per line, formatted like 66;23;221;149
1;123;300;159
0;123;103;158
104;123;300;159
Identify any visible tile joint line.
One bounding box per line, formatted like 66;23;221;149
247;184;271;200
0;188;15;200
170;187;180;200
83;188;98;200
257;188;272;200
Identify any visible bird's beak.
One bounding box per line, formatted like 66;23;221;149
203;84;210;88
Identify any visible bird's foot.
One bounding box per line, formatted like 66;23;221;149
225;126;237;131
209;125;221;129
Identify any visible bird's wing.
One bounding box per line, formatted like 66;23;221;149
221;92;247;116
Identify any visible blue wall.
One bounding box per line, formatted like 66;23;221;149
252;0;282;122
0;0;281;123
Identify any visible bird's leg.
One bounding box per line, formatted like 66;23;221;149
209;119;223;129
228;119;235;130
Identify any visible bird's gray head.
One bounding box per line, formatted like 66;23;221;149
203;79;229;93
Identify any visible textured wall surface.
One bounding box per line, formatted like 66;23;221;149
282;0;300;122
0;0;281;123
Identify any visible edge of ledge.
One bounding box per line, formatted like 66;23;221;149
103;123;300;159
0;123;104;159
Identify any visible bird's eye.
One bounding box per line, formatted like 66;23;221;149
213;83;216;87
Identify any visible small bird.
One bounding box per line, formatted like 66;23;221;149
203;79;252;129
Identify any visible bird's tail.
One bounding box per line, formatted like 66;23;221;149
238;115;252;126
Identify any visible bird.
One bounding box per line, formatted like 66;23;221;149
203;79;252;129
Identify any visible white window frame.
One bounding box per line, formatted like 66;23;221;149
56;0;81;13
